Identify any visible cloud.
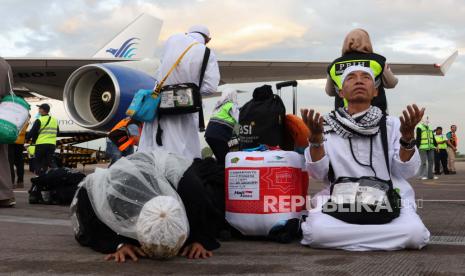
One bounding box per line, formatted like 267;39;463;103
111;0;309;55
58;17;83;34
299;79;327;90
383;32;456;58
213;22;306;54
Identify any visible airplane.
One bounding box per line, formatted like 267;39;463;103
6;13;458;133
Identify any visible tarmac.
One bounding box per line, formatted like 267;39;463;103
1;163;465;275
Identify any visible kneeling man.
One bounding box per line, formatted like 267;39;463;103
300;65;430;251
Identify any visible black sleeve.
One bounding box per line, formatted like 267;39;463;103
433;133;438;147
74;188;139;254
177;166;221;251
416;128;422;148
26;119;41;142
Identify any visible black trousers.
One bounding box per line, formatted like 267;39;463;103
434;149;449;174
205;137;230;166
8;144;24;183
34;144;56;175
73;187;138;254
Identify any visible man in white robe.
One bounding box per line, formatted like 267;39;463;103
300;65;430;251
138;25;220;159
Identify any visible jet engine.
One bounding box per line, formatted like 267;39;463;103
63;63;155;130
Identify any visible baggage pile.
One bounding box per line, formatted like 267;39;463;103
224;82;310;241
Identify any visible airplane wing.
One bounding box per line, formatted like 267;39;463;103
218;50;458;84
389;50;458;76
7;51;457;100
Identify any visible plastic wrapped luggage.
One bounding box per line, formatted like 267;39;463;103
225;150;308;236
0;94;30;144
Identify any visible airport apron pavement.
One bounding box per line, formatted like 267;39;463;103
1;163;465;275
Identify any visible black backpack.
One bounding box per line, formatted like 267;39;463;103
29;168;85;205
239;85;286;149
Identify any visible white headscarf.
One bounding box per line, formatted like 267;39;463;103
214;88;238;111
188;25;211;39
341;65;375;86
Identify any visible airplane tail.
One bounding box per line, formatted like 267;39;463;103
93;13;162;59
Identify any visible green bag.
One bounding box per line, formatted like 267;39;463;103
0;72;31;144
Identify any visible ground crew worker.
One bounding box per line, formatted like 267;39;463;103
106;117;142;165
446;124;458;174
8;118;30;188
204;88;239;165
25;103;59;175
416;118;437;180
434;127;449;175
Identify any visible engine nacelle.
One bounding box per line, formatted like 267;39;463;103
64;63;155;130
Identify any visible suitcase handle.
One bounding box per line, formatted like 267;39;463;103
276;81;298;89
276;81;298;115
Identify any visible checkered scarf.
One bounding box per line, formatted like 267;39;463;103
323;106;383;138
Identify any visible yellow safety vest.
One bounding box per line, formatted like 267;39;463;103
35;115;58;145
435;134;447;150
27;145;35;156
210;102;236;127
418;124;435;150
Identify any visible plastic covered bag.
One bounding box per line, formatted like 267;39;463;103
81;150;192;242
137;196;189;258
0;72;30;144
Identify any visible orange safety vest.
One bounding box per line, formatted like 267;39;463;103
450;132;458;147
109;118;141;152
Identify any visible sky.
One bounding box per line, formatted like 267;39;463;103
1;0;464;151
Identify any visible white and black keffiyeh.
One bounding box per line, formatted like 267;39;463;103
323;106;383;138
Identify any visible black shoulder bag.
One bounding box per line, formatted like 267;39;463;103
322;115;401;224
156;48;211;145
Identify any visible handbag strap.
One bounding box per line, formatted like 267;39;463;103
328;115;390;183
197;47;211;132
379;115;391;179
7;71;14;97
155;42;199;93
31;116;52;145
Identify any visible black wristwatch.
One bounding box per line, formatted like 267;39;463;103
400;137;416;150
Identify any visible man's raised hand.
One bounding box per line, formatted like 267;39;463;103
400;104;425;140
301;108;324;142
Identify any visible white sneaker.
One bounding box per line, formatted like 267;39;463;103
433;176;439;180
421;177;428;180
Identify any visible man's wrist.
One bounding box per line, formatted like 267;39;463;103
309;134;324;144
116;243;126;251
400;137;416;150
400;133;414;141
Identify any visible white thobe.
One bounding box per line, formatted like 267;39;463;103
301;116;430;251
138;33;220;159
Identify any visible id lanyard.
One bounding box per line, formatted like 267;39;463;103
348;136;377;178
